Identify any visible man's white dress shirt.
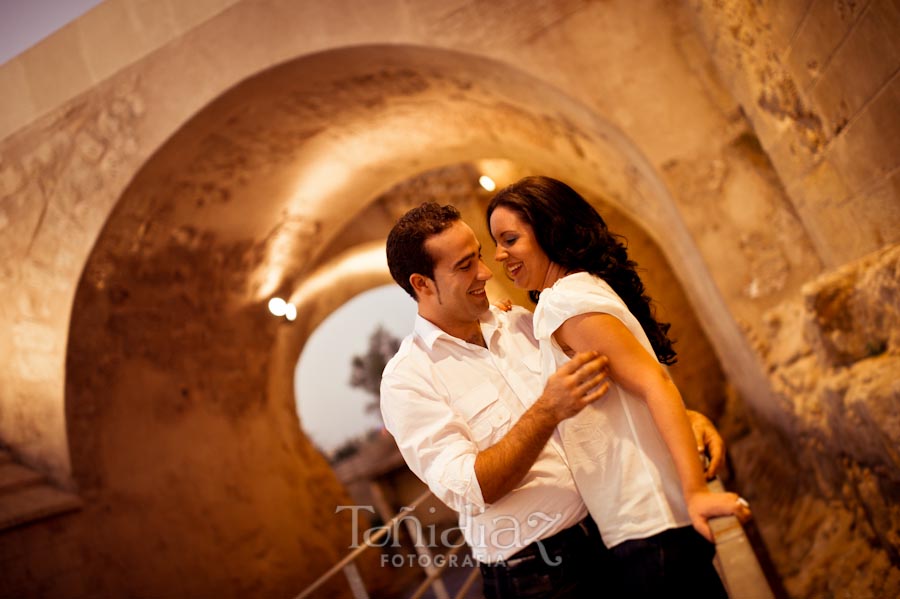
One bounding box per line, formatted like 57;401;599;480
533;272;690;549
381;306;587;564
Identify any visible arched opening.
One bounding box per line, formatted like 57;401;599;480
295;283;413;456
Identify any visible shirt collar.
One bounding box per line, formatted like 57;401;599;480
413;307;504;350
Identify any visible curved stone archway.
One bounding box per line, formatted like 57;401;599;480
73;41;766;424
54;44;756;596
4;0;784;492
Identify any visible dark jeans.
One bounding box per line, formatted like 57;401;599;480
611;525;727;598
479;517;616;599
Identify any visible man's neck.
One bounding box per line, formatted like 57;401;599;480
418;311;486;348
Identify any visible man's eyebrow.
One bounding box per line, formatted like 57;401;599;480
452;246;481;270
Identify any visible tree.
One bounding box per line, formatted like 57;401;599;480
349;325;401;414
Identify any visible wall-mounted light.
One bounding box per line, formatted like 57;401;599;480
268;296;296;321
268;297;287;316
478;175;496;192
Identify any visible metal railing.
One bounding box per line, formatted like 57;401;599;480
297;481;777;599
295;489;478;599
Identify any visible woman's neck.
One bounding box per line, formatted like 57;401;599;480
541;262;572;291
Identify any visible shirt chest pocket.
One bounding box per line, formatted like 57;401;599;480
453;381;513;449
521;350;542;375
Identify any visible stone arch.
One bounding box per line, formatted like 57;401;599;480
65;43;765;462
64;40;768;494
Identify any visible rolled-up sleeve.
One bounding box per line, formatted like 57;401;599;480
381;369;487;514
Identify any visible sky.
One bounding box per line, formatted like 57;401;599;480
295;285;417;453
0;0;104;65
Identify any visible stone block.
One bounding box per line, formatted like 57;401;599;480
170;0;241;27
0;59;37;140
809;0;900;138
766;131;821;190
78;1;146;88
759;301;812;372
827;73;900;196
0;483;82;532
860;168;900;248
847;464;900;559
767;0;814;51
785;0;868;94
0;462;43;492
789;157;897;267
784;157;854;266
802;244;900;366
831;356;900;471
18;25;94;120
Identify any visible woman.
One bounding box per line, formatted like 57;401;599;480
487;176;750;597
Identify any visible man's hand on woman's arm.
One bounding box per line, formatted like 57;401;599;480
686;410;725;480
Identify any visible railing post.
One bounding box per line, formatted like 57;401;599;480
342;562;369;599
369;481;451;599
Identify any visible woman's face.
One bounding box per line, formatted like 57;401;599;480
490;205;551;291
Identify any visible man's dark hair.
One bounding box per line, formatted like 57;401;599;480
386;202;462;300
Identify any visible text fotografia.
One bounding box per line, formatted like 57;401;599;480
382;552;479;568
335;505;565;567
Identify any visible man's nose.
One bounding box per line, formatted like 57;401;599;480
477;259;493;280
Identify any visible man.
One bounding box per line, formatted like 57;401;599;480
380;203;725;598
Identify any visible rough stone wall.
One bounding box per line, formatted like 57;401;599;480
735;244;900;597
691;0;900;268
0;229;369;598
682;3;900;595
0;76;150;483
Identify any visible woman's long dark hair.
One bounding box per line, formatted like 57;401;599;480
487;176;677;365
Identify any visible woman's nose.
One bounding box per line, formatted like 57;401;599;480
494;246;507;262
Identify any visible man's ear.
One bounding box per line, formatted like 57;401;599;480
409;273;431;297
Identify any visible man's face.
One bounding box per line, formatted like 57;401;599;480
423;220;493;325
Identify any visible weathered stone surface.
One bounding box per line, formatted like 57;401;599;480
740;244;900;597
803;244;900;366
